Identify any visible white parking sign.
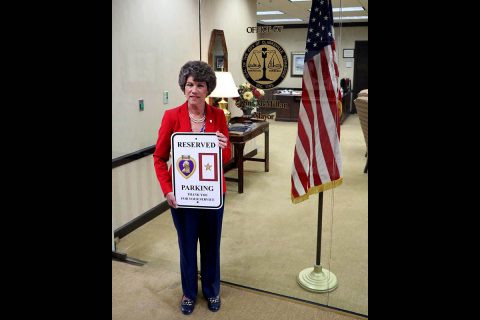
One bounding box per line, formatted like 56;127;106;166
171;132;223;209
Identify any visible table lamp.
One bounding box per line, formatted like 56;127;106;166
209;71;239;123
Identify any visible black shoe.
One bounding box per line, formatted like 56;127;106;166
207;295;221;312
180;295;195;315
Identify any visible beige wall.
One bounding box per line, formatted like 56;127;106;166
259;26;368;89
112;156;165;230
112;0;200;156
335;26;368;84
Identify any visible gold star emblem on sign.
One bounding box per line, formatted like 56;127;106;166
205;163;212;171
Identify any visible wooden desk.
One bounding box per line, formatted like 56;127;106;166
340;90;353;124
226;121;269;193
272;93;301;122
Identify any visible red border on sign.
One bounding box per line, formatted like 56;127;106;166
199;153;218;181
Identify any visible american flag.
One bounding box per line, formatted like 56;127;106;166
291;0;343;204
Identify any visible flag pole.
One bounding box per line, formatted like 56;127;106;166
297;192;338;292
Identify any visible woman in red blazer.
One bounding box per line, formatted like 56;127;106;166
153;61;231;315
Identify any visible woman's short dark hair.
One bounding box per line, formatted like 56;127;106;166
178;60;216;95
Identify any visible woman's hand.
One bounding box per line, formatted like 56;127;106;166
216;131;228;149
166;192;178;208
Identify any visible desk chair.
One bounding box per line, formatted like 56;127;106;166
354;91;368;173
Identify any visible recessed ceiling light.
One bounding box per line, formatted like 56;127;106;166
309;7;366;13
260;18;303;23
334;16;368;20
333;7;365;12
257;11;285;15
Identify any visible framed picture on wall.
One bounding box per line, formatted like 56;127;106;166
215;56;224;71
343;49;354;58
291;52;305;77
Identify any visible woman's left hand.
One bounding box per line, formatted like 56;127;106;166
216;131;228;149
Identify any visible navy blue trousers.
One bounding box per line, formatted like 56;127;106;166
170;201;224;301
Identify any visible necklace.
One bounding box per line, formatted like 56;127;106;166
189;112;205;123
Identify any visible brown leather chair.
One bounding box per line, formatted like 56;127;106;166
354;90;368;173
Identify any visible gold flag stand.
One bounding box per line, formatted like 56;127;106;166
297;192;338;293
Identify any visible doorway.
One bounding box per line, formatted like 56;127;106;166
353;40;368;102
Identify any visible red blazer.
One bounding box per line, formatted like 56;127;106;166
153;101;231;196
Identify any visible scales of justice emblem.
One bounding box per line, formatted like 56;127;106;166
242;39;288;90
248;47;283;81
176;155;196;179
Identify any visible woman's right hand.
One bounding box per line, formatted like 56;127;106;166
166;192;178;208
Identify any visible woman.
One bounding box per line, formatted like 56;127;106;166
153;60;231;315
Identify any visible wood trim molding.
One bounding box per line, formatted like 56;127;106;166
208;29;228;71
114;201;170;239
112;145;155;169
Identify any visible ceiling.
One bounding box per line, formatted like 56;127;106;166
257;0;368;25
